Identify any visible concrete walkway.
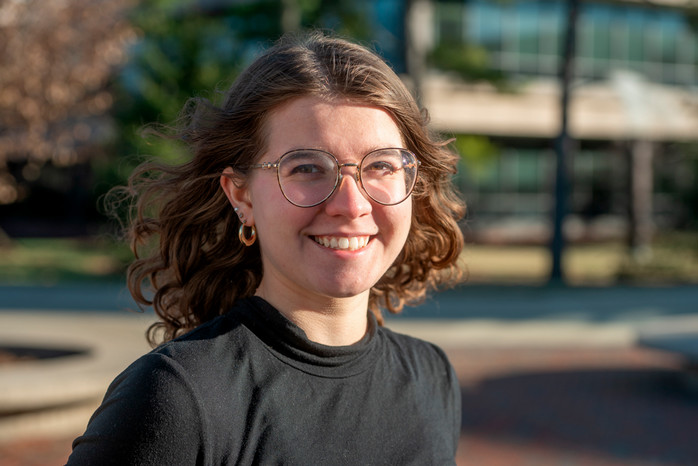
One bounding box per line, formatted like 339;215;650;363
0;311;154;441
1;284;698;449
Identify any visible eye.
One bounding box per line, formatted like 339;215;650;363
364;160;399;174
280;151;334;179
289;163;326;175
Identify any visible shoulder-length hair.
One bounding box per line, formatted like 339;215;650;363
114;31;465;346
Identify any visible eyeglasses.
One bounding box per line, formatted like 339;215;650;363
251;148;420;208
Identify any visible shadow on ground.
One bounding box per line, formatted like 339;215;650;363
460;367;698;464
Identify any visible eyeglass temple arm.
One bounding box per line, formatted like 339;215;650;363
251;162;278;169
252;159;419;171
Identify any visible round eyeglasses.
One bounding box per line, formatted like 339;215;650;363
251;148;420;208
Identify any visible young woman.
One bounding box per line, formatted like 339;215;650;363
69;32;465;465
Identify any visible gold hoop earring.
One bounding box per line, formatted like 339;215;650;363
239;224;257;246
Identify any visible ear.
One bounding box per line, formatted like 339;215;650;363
220;167;255;226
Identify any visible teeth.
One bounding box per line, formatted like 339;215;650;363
314;235;369;251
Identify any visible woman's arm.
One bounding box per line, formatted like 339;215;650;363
67;353;206;465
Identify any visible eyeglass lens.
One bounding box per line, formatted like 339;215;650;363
277;149;418;207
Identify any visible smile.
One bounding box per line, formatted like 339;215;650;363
313;235;370;251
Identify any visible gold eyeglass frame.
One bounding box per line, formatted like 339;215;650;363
250;147;420;208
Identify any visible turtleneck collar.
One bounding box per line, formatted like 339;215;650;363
233;296;380;378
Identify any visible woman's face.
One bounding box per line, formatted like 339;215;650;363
224;96;413;306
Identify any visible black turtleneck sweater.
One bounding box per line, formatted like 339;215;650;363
68;297;461;465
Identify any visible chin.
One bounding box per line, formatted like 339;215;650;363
318;281;374;300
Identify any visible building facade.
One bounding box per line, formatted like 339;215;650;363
408;0;698;243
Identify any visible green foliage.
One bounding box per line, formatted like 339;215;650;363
616;231;698;284
103;0;374;193
429;43;507;88
301;0;372;39
0;238;131;285
452;135;499;177
117;0;373;131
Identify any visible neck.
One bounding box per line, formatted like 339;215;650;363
255;283;370;347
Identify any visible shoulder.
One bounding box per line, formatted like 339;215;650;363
377;325;456;381
377;324;462;449
68;351;207;464
151;299;256;365
379;325;451;363
104;299;261;404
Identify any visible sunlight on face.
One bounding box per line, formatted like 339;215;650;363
247;96;413;305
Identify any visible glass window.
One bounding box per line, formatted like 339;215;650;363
660;14;680;63
516;2;539;55
499;150;520;191
500;5;519;55
475;2;503;51
469;161;498;192
590;8;611;61
537;2;562;74
573;152;595;183
609;17;628;65
538;8;561;56
627;11;645;62
436;3;464;45
576;14;596;77
434;0;697;85
516;151;541;192
644;24;663;64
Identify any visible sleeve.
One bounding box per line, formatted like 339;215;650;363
426;341;462;461
447;361;462;458
67;353;206;466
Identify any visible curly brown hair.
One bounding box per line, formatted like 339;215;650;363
112;32;465;346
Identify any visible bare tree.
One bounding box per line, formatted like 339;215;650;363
0;0;134;206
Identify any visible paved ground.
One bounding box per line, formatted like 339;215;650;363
451;346;697;465
1;344;695;466
1;284;698;465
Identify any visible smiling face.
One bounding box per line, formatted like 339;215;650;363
222;96;413;312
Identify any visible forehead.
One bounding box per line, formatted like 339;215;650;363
262;96;403;158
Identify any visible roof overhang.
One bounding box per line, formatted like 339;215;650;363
422;73;698;141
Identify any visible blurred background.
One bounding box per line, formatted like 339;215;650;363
0;0;697;285
1;0;698;465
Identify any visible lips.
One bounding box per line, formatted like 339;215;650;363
313;235;370;251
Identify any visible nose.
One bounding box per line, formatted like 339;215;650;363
323;165;372;217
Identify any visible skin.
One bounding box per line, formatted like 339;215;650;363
220;96;413;346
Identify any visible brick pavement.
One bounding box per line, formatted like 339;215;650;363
450;346;697;465
1;344;696;465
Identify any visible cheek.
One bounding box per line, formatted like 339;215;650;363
248;177;288;222
385;201;413;246
401;210;413;245
249;175;280;204
252;195;318;243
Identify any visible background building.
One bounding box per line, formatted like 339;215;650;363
411;0;698;245
1;0;696;251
